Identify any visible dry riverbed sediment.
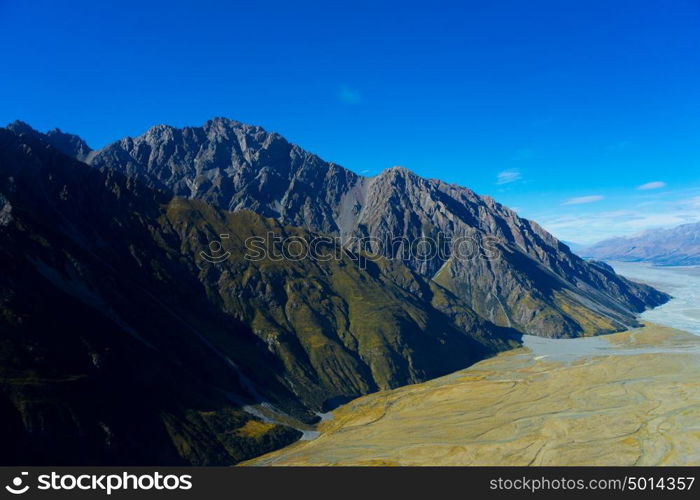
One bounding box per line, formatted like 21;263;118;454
245;323;700;466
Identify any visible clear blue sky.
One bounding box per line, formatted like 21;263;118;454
2;0;700;243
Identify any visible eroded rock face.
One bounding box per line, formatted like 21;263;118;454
86;118;668;337
7;121;94;162
0;193;11;226
0;126;516;465
0;119;672;465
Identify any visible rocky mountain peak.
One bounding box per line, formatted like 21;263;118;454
384;165;412;175
6;120;36;136
203;116;246;132
0;127;519;464
45;128;93;161
24;117;669;337
0;120;673;466
6;121;93;161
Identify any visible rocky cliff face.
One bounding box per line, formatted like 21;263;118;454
7;121;93;161
0;125;516;464
81;117;669;337
584;222;700;266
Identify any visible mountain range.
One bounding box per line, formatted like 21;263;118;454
0;118;669;465
583;222;700;266
40;117;667;336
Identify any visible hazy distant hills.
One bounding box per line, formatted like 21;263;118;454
0;119;669;465
584;223;700;266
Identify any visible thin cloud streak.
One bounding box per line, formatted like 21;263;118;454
496;170;521;185
563;195;604;205
535;194;700;245
637;181;666;190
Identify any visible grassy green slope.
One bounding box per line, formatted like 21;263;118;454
0;128;518;464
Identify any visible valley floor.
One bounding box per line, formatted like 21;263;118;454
244;323;700;466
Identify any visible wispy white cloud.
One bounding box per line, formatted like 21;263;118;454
563;195;604;205
338;84;362;104
637;181;666;190
535;194;700;244
685;196;700;209
496;170;521;185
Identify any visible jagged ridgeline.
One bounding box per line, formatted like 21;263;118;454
0;126;518;465
81;117;666;336
0;119;668;465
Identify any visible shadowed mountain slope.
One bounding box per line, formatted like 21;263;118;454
63;117;670;337
0;126;516;464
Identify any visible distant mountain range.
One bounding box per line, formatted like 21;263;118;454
583;222;700;266
0;119;668;465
